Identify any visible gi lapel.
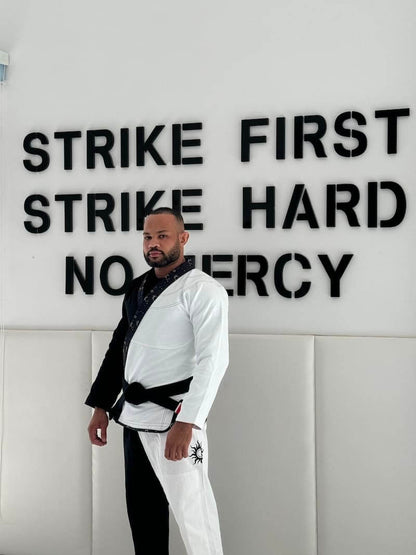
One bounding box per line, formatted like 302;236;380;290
122;257;194;365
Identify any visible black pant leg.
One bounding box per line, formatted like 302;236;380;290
123;427;169;555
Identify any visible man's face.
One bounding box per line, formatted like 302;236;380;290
143;213;188;268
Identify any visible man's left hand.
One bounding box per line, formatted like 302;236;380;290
165;421;193;461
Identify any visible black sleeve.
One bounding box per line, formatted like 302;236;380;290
84;274;146;411
84;302;128;411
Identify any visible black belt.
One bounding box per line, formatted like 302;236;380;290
110;377;193;421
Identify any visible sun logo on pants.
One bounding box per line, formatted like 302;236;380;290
189;440;203;464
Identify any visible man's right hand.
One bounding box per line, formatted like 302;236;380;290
88;407;109;446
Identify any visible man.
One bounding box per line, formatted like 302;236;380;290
85;207;229;555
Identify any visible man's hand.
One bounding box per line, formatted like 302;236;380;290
165;421;193;461
88;407;109;446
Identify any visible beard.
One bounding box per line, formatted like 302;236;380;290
144;242;181;268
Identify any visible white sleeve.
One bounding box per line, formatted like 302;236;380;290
176;280;229;429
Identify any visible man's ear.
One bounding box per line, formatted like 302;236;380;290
180;231;189;246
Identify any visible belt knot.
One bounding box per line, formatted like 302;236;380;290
124;382;147;404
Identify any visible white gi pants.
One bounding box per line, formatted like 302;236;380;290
138;428;223;555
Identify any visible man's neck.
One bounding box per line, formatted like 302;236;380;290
154;256;186;279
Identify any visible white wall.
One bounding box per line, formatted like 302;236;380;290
1;331;416;555
0;0;415;335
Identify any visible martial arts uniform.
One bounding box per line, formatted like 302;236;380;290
85;259;229;555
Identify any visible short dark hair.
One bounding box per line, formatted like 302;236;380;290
145;207;184;228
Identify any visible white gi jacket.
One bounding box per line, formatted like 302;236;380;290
118;269;229;431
